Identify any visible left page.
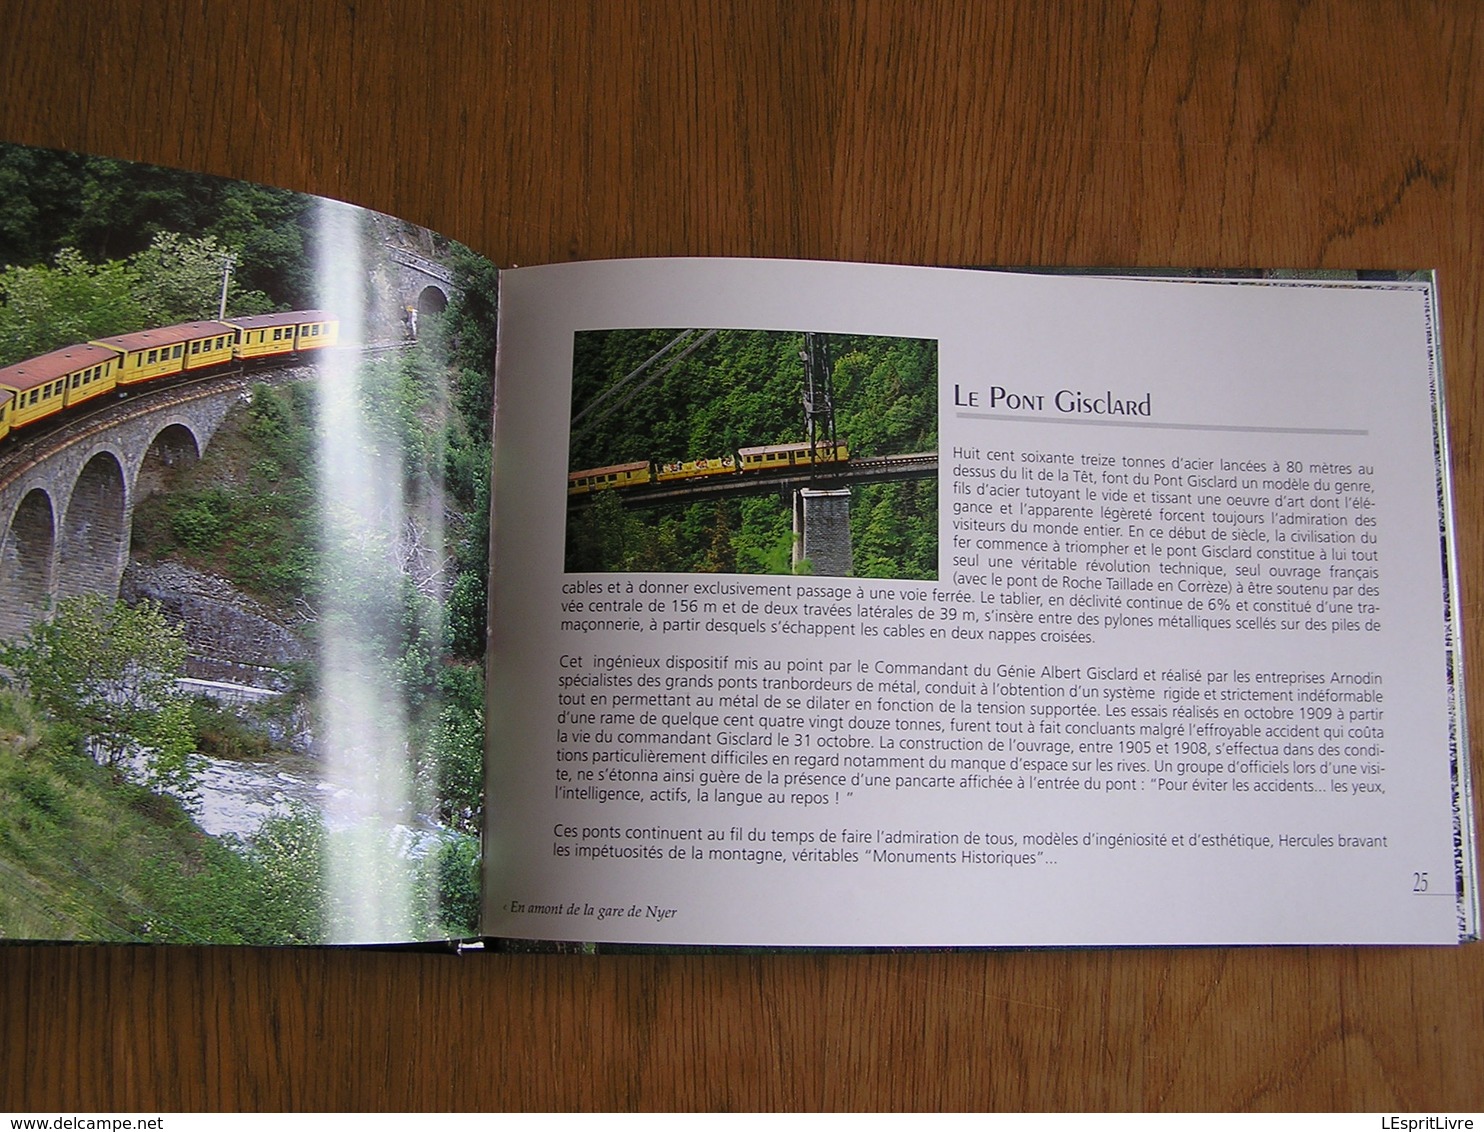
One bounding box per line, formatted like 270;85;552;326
0;143;492;945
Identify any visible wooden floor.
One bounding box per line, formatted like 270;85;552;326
1;1;1481;1112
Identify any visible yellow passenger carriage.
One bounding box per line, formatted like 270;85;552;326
569;460;652;495
292;311;339;350
654;453;737;482
736;440;849;471
225;310;339;359
91;320;234;386
179;321;239;371
0;341;122;428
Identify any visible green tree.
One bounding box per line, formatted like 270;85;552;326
0;247;144;364
235;806;327;944
209;180;315;306
0;142;318;307
0;595;190;768
0;144;89;266
129;231;273;324
141;698;203;802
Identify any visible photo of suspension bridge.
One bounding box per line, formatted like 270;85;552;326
564;327;939;579
0;143;493;945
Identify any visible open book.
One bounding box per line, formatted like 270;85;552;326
0;143;1474;947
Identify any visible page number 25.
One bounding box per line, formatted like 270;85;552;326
1412;871;1429;893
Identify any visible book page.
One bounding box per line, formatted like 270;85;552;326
0;142;490;945
486;259;1474;946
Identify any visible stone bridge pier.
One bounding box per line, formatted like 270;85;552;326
793;488;853;576
0;388;242;641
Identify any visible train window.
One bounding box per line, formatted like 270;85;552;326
147;350;157;364
173;345;183;358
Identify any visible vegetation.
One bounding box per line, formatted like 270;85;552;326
1;344;487;941
0;143;494;942
0;143;314;362
565;328;938;576
0;685;477;944
0;599;301;941
0;596;198;791
122;323;488;937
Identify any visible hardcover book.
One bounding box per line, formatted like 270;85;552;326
0;143;1474;947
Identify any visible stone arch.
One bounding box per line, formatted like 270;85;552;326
0;489;57;639
136;422;202;501
56;451;128;601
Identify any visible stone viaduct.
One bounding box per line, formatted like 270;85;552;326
0;385;241;641
0;239;464;642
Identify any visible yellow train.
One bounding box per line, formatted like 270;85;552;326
568;440;849;496
0;311;338;442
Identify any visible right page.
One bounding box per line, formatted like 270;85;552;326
486;259;1475;947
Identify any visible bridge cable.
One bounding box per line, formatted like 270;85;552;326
571;329;718;441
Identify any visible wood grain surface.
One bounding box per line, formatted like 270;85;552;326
0;0;1480;1113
